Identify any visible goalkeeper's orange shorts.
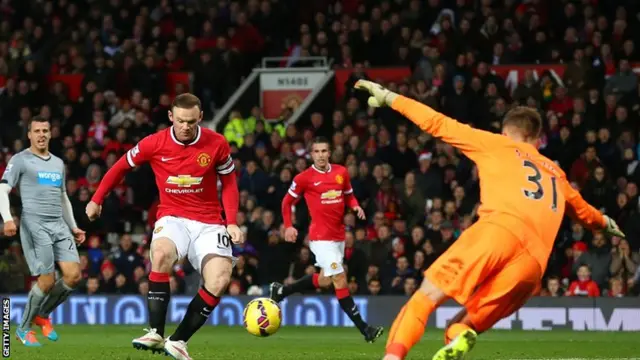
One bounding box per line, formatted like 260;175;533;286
424;220;542;332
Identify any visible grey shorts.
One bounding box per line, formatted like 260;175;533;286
20;217;79;276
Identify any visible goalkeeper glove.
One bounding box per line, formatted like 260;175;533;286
603;215;625;238
354;80;398;107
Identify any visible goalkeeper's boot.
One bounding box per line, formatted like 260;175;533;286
33;315;59;341
164;338;192;360
431;328;477;360
363;325;384;343
15;329;42;347
132;328;165;354
269;282;285;303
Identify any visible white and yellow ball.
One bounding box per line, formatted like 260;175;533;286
243;298;282;337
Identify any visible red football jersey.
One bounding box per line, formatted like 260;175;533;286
287;164;357;241
126;126;234;224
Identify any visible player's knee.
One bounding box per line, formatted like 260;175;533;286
37;273;56;293
150;240;177;270
331;272;347;289
203;270;231;296
62;266;82;288
202;256;232;296
150;248;174;270
318;275;332;288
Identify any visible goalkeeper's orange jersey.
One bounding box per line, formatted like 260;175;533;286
391;96;606;271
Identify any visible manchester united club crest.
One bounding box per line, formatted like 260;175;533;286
282;93;303;109
197;153;212;167
335;174;344;185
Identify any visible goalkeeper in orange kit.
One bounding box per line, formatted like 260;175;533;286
355;80;625;360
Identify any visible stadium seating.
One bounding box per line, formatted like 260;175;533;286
0;0;638;300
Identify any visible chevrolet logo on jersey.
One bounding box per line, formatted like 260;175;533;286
166;175;203;187
320;190;342;200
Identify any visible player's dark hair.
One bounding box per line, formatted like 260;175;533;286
502;106;542;140
28;116;50;131
172;93;202;110
311;136;330;148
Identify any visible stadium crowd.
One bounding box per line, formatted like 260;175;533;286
1;0;640;299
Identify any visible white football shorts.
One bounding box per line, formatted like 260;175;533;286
309;240;346;277
152;216;235;272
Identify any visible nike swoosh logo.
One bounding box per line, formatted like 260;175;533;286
161;157;175;162
314;182;322;186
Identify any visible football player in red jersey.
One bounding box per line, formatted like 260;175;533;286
85;94;242;360
269;137;384;343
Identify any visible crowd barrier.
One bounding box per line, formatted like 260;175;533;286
2;295;639;331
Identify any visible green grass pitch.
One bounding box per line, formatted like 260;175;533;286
7;326;639;359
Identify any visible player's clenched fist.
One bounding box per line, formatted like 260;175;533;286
85;201;102;221
226;224;244;244
3;220;16;237
284;227;298;243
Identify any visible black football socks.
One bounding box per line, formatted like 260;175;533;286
280;273;320;297
336;287;368;333
170;287;220;342
148;271;171;337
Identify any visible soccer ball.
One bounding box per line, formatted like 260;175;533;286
243;298;282;337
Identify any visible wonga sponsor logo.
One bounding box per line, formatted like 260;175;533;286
36;172;63;187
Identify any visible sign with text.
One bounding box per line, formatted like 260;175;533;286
260;71;327;119
2;295;638;331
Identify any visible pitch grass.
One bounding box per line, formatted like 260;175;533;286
7;326;640;359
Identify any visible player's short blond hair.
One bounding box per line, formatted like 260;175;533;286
502;106;542;140
172;93;202;110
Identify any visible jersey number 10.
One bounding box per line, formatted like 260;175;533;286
217;233;231;248
523;160;558;212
